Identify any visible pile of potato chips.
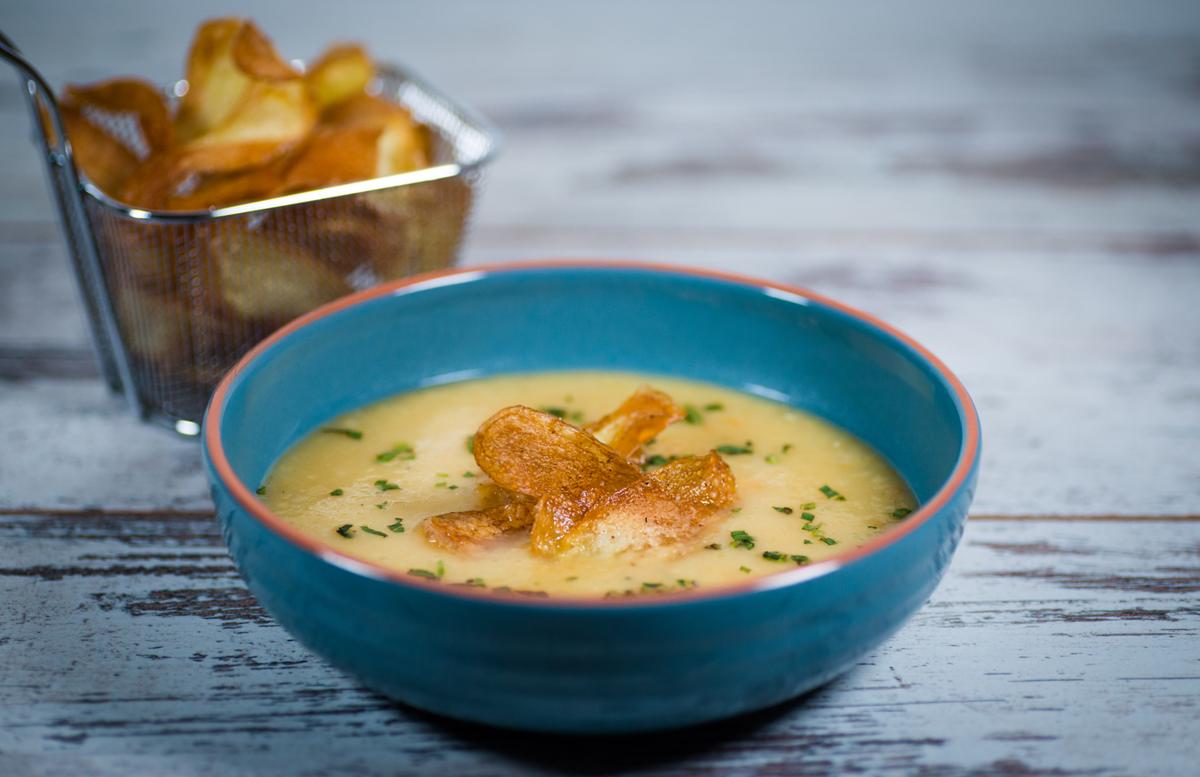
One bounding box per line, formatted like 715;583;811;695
62;18;431;210
54;18;473;423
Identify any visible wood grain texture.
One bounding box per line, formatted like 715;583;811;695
0;517;1196;776
2;1;1199;773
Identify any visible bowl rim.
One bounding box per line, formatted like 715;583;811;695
203;260;981;609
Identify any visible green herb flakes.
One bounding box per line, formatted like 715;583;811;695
387;518;405;533
540;406;568;419
790;554;810;565
773;506;793;515
765;453;781;464
466;435;475;454
374;479;400;492
448;484;459;490
464;578;486;587
716;444;753;455
335;524;354;538
360;525;387;538
799;502;816;510
782;443;793;453
376;443;415;462
255;485;266;495
642;582;663;590
762;550;786;562
321;427;363;440
800;512;815;521
375;501;388;510
739;566;752;573
463;471;475;478
730;530;756;550
408;568;438;580
683;405;703;425
819;484;846;501
705;543;722;550
892;507;913;519
821;537;839;546
436;560;445;579
329;488;344;496
704;402;724;412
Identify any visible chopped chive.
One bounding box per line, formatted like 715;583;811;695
448;484;459;490
677;578;696;588
375;501;388;509
408;568;438;580
704;402;724;412
804;539;812;544
464;578;486;587
466;435;474;454
360;525;387;538
255;485;266;495
802;523;819;532
730;530;756;550
731;507;743;513
821;537;838;545
683;405;703;425
565;576;579;581
790;554;810;565
892;507;913;519
716;444;753;455
462;471;475;478
386;518;405;533
435;482;447;488
435;472;449;478
867;525;878;529
335;524;354;538
376;443;415;462
773;506;793;515
436;560;445;579
642;453;680;471
765;453;781;464
782;443;793;453
642;582;663;590
321;427;363;440
819;484;846;501
569;410;585;423
800;512;815;521
762;550;786;562
739;566;752;573
800;502;816;510
705;543;722;550
329;488;344;496
374;479;400;491
540;406;568;419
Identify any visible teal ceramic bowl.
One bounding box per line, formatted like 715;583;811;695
202;262;980;733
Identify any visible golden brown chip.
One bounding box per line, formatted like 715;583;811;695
558;452;736;555
231;20;300;81
210;229;350;321
179;80;316;174
164;161;286;210
61;105;140;195
470;406;644;554
175;18;254;142
585;386;684;459
422;501;535;551
63;78;173;152
279;124;382;192
306;44;375;109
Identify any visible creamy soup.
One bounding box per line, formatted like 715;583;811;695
262;371;915;598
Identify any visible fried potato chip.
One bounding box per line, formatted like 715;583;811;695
559;452;736;556
211;229;350;320
61;105;140;195
306;44;375;110
422;501;535;551
585;386;684;459
231;20;300;81
470;406;644;554
113;284;190;363
165;161;286;210
175;18;253;142
180;80;316;173
279;124;382;192
63;78;173;153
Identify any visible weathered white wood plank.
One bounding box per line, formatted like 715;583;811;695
0;517;1196;776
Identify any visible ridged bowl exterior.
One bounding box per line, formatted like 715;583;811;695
203;263;980;733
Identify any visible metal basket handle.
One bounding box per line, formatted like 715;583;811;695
0;31;142;415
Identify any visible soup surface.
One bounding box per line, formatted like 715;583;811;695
262;371;915;598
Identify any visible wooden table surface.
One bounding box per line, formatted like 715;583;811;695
2;2;1198;775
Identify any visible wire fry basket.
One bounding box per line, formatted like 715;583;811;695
1;33;498;434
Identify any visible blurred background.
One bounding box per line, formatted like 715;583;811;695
2;0;1198;516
